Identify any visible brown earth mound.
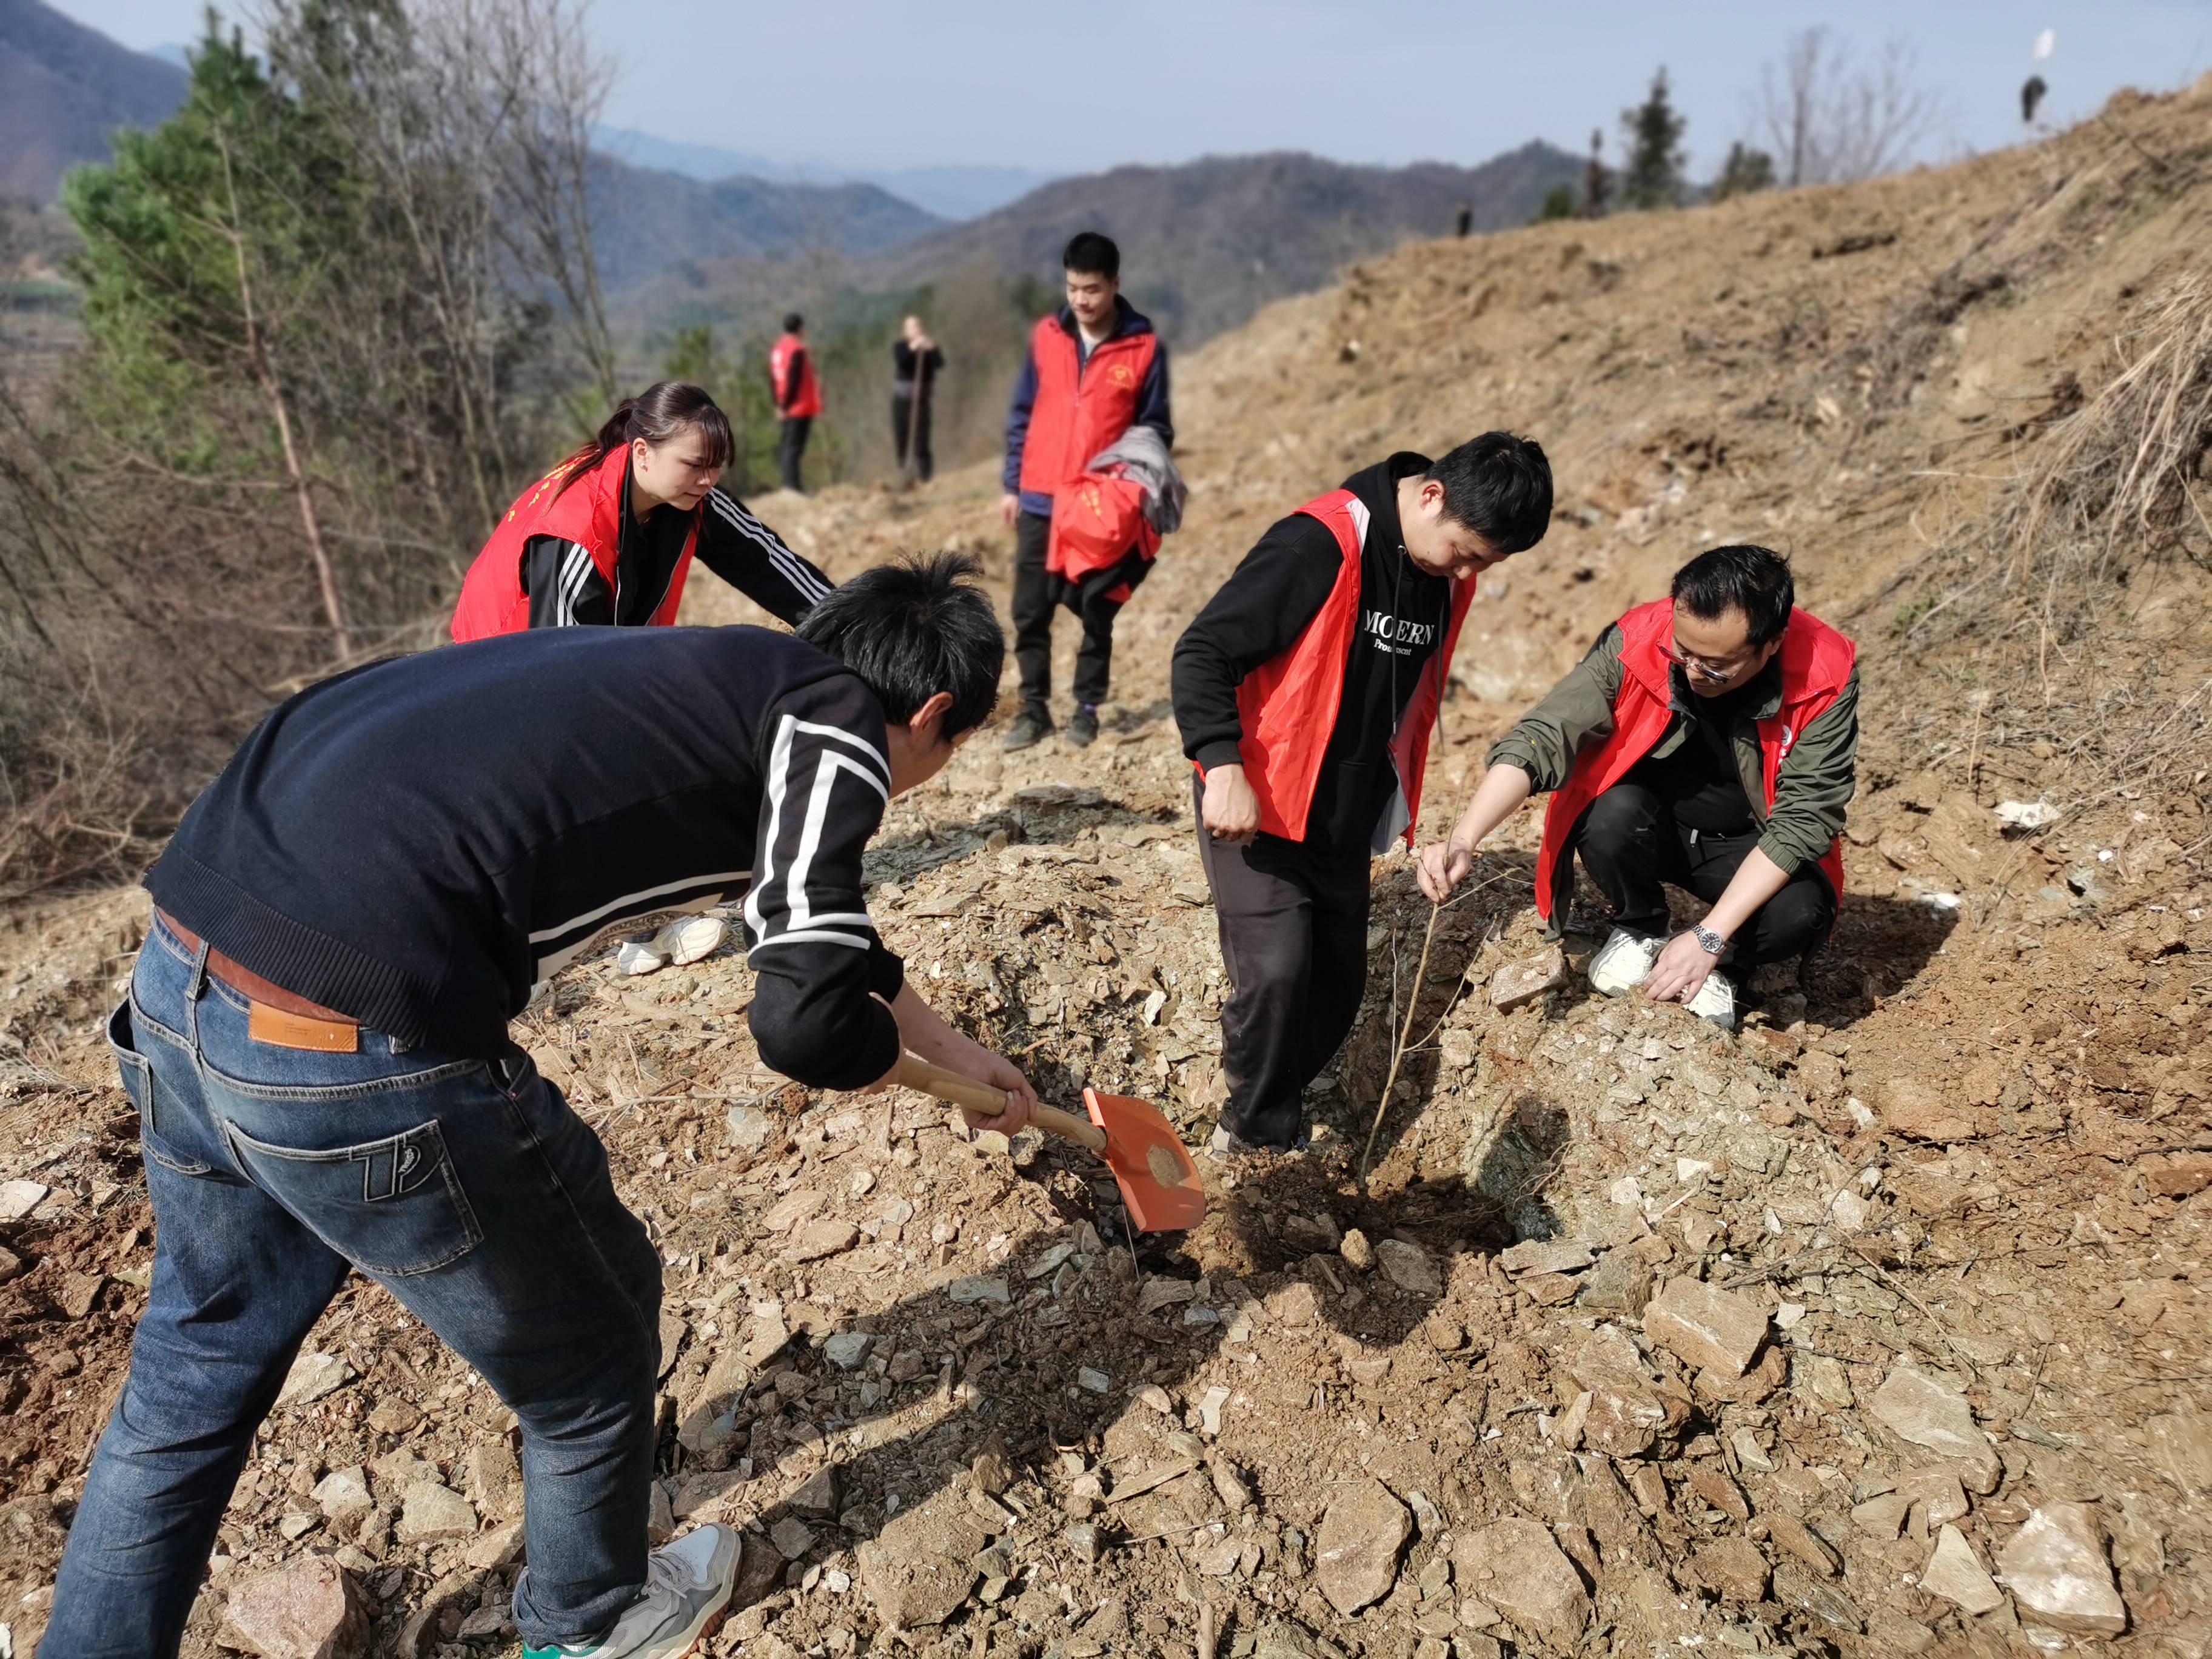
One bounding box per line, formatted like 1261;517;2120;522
4;79;2212;1659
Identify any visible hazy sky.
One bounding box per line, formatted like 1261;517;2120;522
49;0;2212;177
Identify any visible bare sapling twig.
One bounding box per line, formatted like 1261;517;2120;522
1362;900;1441;1182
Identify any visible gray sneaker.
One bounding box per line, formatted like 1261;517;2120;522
1003;706;1054;751
521;1523;742;1659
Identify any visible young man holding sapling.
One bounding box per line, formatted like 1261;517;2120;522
1418;544;1860;1029
1172;435;1554;1158
47;554;1032;1659
1000;231;1173;751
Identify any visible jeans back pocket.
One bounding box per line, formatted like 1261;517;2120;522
221;1116;484;1276
108;998;227;1180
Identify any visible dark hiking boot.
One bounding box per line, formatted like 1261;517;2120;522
1067;706;1099;748
1002;706;1053;751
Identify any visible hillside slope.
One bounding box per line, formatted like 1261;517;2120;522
0;0;185;199
854;143;1585;347
3;79;2212;1659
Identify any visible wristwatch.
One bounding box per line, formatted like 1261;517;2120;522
1692;924;1726;956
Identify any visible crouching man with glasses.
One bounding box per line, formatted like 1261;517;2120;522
1416;545;1859;1027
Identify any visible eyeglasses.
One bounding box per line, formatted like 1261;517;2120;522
1661;642;1749;685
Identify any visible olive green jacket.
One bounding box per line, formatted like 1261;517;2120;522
1486;622;1861;877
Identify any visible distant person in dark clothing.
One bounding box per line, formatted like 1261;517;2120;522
893;314;943;483
1455;200;1473;237
1000;231;1172;751
770;312;822;494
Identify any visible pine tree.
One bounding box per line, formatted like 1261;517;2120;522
1711;142;1778;202
1620;69;1687;211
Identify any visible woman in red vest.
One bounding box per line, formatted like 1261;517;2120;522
770;313;824;494
1418;545;1860;1028
1171;434;1554;1156
451;381;830;643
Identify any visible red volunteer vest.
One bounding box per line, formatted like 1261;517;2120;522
769;333;822;418
1223;488;1477;846
1016;315;1157;500
1533;598;1856;920
449;444;697;643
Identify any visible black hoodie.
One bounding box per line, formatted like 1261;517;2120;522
1171;452;1451;850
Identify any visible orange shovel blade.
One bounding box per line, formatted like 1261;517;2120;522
1082;1087;1206;1233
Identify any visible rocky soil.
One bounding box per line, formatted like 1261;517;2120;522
2;75;2212;1659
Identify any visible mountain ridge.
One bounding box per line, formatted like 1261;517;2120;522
0;0;186;199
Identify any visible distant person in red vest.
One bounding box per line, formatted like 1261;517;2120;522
771;313;824;494
1000;231;1172;751
1418;545;1860;1030
451;380;830;642
1172;435;1553;1156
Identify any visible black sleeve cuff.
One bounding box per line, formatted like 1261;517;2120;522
1195;742;1245;772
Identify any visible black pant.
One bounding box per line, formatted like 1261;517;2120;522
1574;780;1834;969
777;415;812;492
1011;509;1122;713
1194;778;1372;1149
891;392;932;481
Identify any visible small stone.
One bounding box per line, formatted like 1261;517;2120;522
770;1517;816;1560
0;1244;21;1283
369;1449;438;1495
1266;1281;1320;1325
888;1349;928;1382
1212;1460;1255;1512
1065;1522;1104;1563
1687;1464;1750;1522
1609;1175;1644;1207
1197;1385;1232;1435
1134;1384;1176;1415
1804;1353;1855;1408
395;1483;478;1544
1921;1524;2003;1615
1314;1477;1411;1614
1895;1468;1969;1526
1339;1228;1375;1272
312;1467;374;1526
0;1179;49;1221
1767;1511;1842;1577
55;1271;103;1319
276;1351;355;1409
1773;1563;1865;1633
1346;1355;1392;1386
1695;1537;1770;1601
791;1467;841;1522
1078;1367;1110;1393
1138;1276;1199;1314
1374;1239;1441;1297
746;1302;791;1367
1868;1366;2002;1492
1730;1427;1775;1472
1852;1492;1911;1538
455;1607;508;1641
785;1220;859;1262
219;1556;370;1659
1997;1503;2126;1635
823;1331;874;1372
465;1517;527;1570
1490;945;1567;1011
726;1104;776;1153
1877;1078;1983;1142
1498;1239;1593;1276
1424;1314;1467;1352
1452;1518;1590;1649
1643;1276;1769;1379
468;1436;523;1518
277;1512;319;1541
971;1441;1014;1497
364;1398;420;1436
2147;1412;2212;1496
1574;1253;1652;1315
948;1275;1011;1307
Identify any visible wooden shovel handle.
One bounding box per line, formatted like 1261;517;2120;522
896;1053;1107;1153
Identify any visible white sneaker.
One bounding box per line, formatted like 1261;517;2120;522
653;916;727;967
1687;969;1737;1029
521;1523;742;1658
1587;928;1663;997
616;937;668;976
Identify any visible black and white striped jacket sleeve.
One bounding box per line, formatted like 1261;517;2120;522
742;678;903;1088
521;537;614;628
696;488;833;624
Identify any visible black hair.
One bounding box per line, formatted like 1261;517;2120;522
1062;231;1120;281
1671;545;1795;646
782;312;805;333
1424;431;1553;554
795;552;1004;737
555;381;731;498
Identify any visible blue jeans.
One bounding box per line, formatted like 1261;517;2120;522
44;918;663;1655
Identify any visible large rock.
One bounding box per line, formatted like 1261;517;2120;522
1313;1478;1410;1614
1922;1524;2003;1615
1641;1277;1768;1379
1452;1518;1590;1649
1997;1503;2127;1635
1867;1367;2001;1492
219;1557;370;1659
856;1486;988;1627
394;1483;478;1544
1490;946;1567;1011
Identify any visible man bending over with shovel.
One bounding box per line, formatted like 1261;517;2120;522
1416;544;1859;1028
47;553;1032;1659
1172;435;1554;1158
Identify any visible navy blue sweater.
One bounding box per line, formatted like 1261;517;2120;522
147;627;903;1081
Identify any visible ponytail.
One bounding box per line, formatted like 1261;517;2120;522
554;381;735;497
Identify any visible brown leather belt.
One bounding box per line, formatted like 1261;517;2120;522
155;908;360;1053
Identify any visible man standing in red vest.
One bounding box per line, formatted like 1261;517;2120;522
1173;435;1554;1156
1000;232;1173;751
1418;545;1860;1028
770;312;823;494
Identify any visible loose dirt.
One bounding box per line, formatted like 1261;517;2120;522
3;78;2212;1659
